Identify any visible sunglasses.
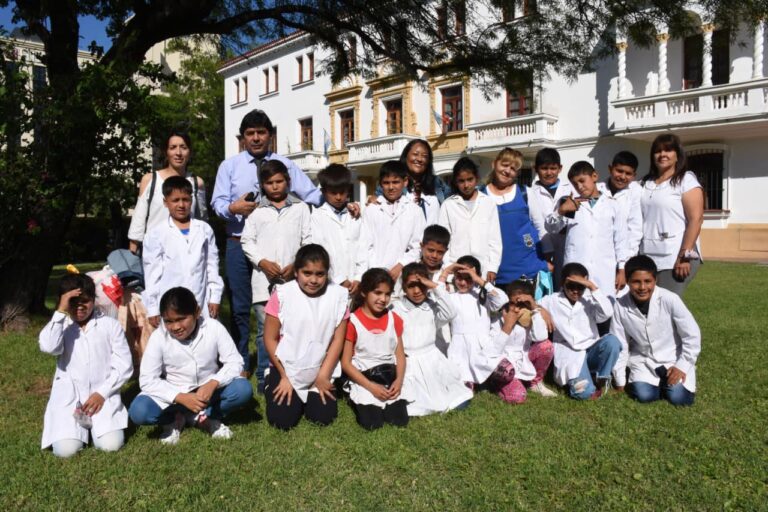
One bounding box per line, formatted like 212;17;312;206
564;282;586;292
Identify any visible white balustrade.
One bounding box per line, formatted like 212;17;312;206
346;134;418;163
466;113;558;151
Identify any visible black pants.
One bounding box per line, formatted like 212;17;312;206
265;370;338;431
353;400;409;430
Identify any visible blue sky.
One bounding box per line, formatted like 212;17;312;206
0;5;112;51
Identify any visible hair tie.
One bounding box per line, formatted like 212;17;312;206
66;264;80;274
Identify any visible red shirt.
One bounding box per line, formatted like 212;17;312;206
345;309;403;344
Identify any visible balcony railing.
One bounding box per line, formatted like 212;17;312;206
285;150;328;174
347;134;419;164
467;113;559;151
613;78;768;130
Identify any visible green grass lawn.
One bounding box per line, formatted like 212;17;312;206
2;262;767;511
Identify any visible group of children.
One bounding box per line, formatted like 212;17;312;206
39;144;702;457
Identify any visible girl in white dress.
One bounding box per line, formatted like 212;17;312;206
342;268;410;430
393;263;472;416
441;256;508;389
262;244;349;430
39;273;132;458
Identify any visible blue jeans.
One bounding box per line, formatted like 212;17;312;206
225;239;253;370
252;302;268;388
567;334;622;400
628;381;695;406
129;378;253;425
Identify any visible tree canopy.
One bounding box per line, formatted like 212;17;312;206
0;0;765;325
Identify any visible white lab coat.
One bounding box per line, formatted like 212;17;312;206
488;310;549;382
545;194;629;297
393;287;472;416
271;280;349;402
438;192;503;275
599;180;643;258
529;181;571;284
360;195;425;271
241;199;311;303
446;283;509;384
39;311;132;449
309;202;366;284
137;317;243;409
640;171;703;270
142;217;224;317
539;289;613;386
611;286;701;392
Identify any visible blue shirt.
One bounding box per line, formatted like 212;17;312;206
211;151;322;236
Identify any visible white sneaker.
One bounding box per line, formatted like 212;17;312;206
530;381;558;397
159;412;185;445
198;417;234;440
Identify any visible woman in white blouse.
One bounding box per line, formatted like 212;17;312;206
127;131;208;253
640;134;704;296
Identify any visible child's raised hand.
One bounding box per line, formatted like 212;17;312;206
273;376;295;406
175;392;208;413
81;392;105;416
208;303;220;319
512;293;536;311
564;275;597;291
57;288;81;313
148;315;161;328
558;195;580;216
415;274;437;290
258;259;282;280
313;376;336;405
367;382;391;402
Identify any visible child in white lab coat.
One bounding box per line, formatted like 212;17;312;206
393;263;472;416
39;273;132;458
242;159;311;390
538;263;622;400
310;163;365;295
546;161;629;298
611;255;700;406
129;287;252;444
142;176;224;328
598;151;643;260
440;255;508;390
360;160;426;282
438;157;502;283
342;268;410;430
262;244;349;430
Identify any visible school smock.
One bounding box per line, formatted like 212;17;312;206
127;173;208;243
528;180;571;257
309;202;366;284
359;195;425;271
267;281;349;402
598;181;643;258
538;289;613;386
488;310;549;382
241;198;311;303
611;287;701;392
446;283;509;384
39;311;132;449
346;310;413;408
545;194;629;297
481;184;548;284
392;288;472;416
142;217;224;317
375;176;450;226
137;317;244;409
640;171;703;270
438;191;503;275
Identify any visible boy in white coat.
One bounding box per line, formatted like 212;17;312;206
39;273;132;458
142;176;224;328
438;157;502;282
360;160;426;281
130;287;252;443
598;151;643;261
611;255;700;406
241;159;311;390
310;163;366;295
538;263;622;400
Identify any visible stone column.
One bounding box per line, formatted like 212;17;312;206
657;33;670;93
617;41;628;98
754;19;765;79
702;23;715;87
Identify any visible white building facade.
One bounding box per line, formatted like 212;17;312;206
218;6;768;262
